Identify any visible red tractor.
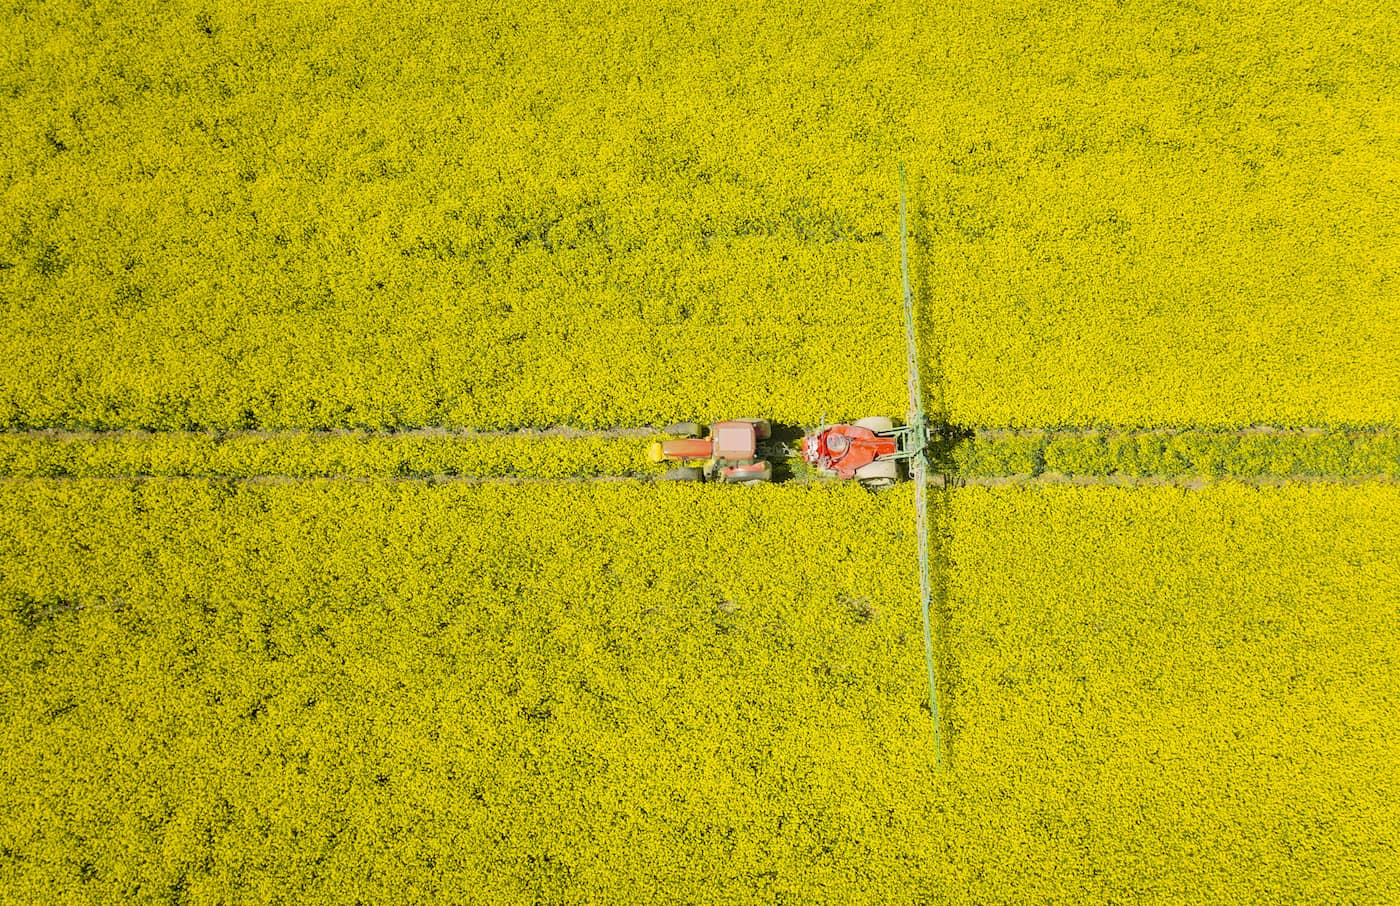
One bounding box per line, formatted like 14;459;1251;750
649;419;775;484
650;416;924;490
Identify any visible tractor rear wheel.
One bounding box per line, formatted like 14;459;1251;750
856;460;899;490
854;416;894;433
658;466;704;482
662;422;703;438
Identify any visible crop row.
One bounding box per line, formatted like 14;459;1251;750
3;1;1397;431
1;426;1396;482
3;479;1397;901
953;428;1400;480
0;430;664;479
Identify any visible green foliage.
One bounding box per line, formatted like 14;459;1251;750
1042;435;1113;476
951;433;1043;476
956;429;1400;480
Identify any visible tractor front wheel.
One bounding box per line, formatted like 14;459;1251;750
723;461;773;485
661;422;703;438
856;460;899;490
658;466;704;482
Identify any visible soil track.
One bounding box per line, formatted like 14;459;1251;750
15;425;658;441
4;472;1396;489
935;473;1400;489
0;424;1395;485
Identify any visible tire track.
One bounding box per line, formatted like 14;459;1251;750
0;424;1396;484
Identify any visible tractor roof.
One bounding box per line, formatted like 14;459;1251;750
710;421;756;459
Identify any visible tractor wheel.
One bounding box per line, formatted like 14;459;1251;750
856;460;899;490
854;416;894;433
739;461;774;485
662;421;703;438
658;466;704;482
717;461;773;485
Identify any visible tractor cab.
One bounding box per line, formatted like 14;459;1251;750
710;421;757;462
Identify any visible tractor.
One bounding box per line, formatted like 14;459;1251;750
648;419;775;484
649;416;927;490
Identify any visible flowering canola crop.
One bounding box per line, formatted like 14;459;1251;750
2;0;1397;900
2;0;1397;430
2;480;1396;901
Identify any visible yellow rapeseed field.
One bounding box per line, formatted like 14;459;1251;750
2;0;1396;429
2;0;1397;901
2;481;1396;901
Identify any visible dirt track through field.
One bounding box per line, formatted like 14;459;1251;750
0;424;1396;485
6;472;1396;488
12;425;659;442
936;473;1400;489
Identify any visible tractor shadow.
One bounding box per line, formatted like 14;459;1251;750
925;468;960;773
760;422;810;483
927;423;973;475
